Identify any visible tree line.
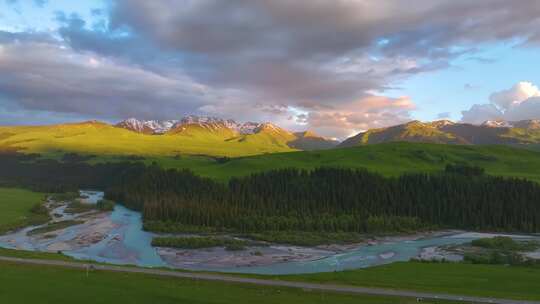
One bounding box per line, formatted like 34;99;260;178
107;163;540;233
2;151;539;234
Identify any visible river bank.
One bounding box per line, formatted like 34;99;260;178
1;190;539;274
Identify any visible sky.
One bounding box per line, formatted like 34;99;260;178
1;0;540;138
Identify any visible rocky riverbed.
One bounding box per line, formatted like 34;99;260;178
1;190;540;274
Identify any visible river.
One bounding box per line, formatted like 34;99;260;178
0;190;538;275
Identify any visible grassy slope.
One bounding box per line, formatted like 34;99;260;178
3;123;540;182
0;262;454;304
342;121;461;146
0;122;296;157
146;142;540;182
273;262;540;301
0;188;45;231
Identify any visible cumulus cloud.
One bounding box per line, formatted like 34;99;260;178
461;104;503;124
461;82;540;123
489;82;540;110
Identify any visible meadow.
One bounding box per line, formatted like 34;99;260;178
0;122;296;158
0;261;456;304
144;142;540;182
0;188;47;234
274;261;540;301
3;121;540;183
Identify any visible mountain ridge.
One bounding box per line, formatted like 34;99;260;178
115;116;338;151
340;119;540;147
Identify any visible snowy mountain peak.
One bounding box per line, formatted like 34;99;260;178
116;116;268;135
482;120;513;128
430;120;455;128
116;118;179;134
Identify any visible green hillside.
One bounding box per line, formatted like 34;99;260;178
139;142;540;183
2;121;540;183
0;121;340;157
340;120;540;147
0;121;297;157
341;121;464;146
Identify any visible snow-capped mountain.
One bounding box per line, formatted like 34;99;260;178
177;116;266;134
482;120;513;128
115;116;339;150
116;118;180;134
116;116;273;135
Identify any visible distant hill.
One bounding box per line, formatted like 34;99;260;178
289;131;340;150
340;119;540;147
0;117;338;157
4;116;540;158
115;116;338;151
154;142;540;184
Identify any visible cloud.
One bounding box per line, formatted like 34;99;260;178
33;0;47;8
437;112;451;119
461;104;503;124
504;97;540;121
3;1;540;137
298;96;415;138
464;83;480;90
489;82;540;110
461;82;540;123
4;0;47;8
0;35;220;121
108;0;540;60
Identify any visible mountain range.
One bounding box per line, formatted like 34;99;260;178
114;116;339;151
1;116;540;158
339;119;540;148
114;117;540;149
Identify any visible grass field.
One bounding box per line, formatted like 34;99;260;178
140;142;540;182
0;261;455;304
3;121;540;182
274;262;540;301
2;243;539;302
0;188;46;234
0;121;296;157
0;247;73;261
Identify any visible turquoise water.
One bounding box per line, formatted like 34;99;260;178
1;190;538;274
66;205;165;267
217;237;474;274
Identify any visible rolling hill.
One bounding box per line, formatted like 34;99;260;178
0;118;338;157
340;119;540;147
129;142;540;183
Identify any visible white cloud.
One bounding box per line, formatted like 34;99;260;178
461;104;503;124
489;82;540;110
461;81;540;123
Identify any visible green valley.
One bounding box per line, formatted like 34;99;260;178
144;143;540;182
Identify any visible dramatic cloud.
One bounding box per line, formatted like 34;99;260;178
298;96;415;138
2;1;540;136
0;36;217;120
461;82;540;123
